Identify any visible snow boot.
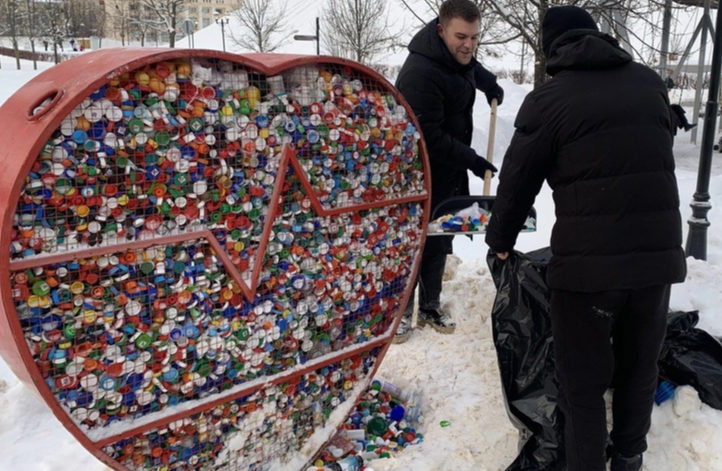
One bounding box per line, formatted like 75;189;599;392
610;451;643;471
393;304;414;344
418;307;456;334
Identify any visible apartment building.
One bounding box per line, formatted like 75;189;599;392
186;0;231;31
104;0;233;44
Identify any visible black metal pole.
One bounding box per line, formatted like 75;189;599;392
316;17;320;55
685;7;722;260
221;21;226;52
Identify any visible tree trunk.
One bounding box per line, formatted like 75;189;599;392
169;4;177;48
534;52;547;89
13;38;21;70
533;0;549;89
31;40;37;70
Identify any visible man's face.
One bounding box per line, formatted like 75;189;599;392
438;17;480;65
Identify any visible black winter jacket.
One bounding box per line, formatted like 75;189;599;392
396;19;500;254
486;31;687;292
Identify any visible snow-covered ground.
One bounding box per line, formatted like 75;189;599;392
1;46;722;471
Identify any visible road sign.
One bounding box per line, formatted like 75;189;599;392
182;19;194;35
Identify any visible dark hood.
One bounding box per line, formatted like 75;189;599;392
546;30;632;76
407;18;477;73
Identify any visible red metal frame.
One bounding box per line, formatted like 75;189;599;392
0;48;431;470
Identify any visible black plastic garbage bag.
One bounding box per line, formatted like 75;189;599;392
488;248;566;471
488;249;722;471
659;310;722;410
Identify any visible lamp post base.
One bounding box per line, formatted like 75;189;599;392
685;196;712;260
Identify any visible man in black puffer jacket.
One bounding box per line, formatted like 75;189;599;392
486;6;686;471
395;0;502;343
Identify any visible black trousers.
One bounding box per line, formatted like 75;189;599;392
550;285;670;471
405;242;447;314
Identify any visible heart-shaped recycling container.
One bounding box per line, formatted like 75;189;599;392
0;49;429;471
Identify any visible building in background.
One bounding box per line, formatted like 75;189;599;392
103;0;232;45
186;0;229;30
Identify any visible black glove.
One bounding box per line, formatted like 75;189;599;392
670;104;686;127
485;83;504;106
471;156;498;178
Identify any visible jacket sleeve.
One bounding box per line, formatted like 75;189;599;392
665;94;678;139
397;74;478;171
474;62;498;92
486;94;554;253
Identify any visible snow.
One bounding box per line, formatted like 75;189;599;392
2;43;722;471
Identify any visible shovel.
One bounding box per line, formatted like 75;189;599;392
427;98;537;236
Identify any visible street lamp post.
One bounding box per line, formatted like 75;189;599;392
685;0;722;260
215;16;229;52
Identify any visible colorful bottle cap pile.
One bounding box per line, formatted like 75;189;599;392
4;54;430;471
306;378;424;470
428;203;536;234
104;349;380;470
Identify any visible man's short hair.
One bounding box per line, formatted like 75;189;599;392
439;0;481;26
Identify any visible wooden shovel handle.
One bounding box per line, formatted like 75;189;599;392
483;98;498;196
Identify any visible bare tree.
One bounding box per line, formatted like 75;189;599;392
141;0;188;48
131;9;164;46
114;1;132;46
323;0;406;64
483;0;673;88
111;1;161;46
24;0;39;69
60;0;106;38
34;0;66;63
0;0;23;69
229;0;290;52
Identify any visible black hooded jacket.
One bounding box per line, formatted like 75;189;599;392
486;31;687;292
396;19;499;209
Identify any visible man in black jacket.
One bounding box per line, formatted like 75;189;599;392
395;0;502;343
486;6;686;471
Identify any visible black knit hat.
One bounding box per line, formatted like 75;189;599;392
542;6;599;58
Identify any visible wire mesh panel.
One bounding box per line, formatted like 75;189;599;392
103;349;380;471
0;50;430;471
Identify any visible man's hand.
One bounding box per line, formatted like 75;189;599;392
471;156;498;179
485;83;504;106
496;252;509;260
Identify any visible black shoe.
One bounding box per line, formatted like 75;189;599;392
417;307;456;334
611;451;643;471
393;305;414;344
683;122;697;132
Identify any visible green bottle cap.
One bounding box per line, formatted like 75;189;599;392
128;118;144;134
135;333;152;349
32;280;50;296
367;416;388;436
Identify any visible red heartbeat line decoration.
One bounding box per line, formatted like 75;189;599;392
9;144;428;305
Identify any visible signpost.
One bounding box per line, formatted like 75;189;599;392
293;17;320;55
182;19;195;48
